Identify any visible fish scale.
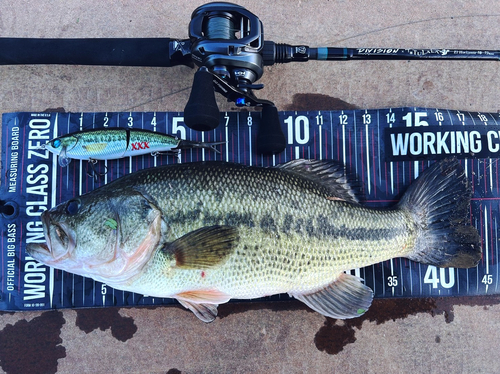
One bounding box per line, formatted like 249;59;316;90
121;162;413;297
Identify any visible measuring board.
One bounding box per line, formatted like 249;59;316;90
1;108;499;311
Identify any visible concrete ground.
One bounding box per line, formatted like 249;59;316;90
1;1;499;373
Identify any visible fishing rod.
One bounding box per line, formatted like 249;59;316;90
1;2;498;154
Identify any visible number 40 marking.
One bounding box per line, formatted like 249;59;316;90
423;266;455;289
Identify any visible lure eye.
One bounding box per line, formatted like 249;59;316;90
65;199;81;216
52;139;62;148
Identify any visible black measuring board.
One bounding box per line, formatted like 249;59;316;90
1;108;499;311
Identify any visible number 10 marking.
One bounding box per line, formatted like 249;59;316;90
285;115;310;145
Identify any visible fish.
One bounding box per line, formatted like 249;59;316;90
43;128;225;167
26;158;482;322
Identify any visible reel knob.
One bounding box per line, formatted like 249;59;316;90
184;67;220;131
257;105;286;154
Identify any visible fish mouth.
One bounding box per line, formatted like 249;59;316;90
26;241;51;259
26;210;76;262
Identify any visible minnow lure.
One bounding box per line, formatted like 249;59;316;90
43;128;225;167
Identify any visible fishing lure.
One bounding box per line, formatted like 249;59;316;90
43;128;225;167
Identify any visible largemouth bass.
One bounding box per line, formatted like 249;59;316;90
43;128;225;167
27;158;481;322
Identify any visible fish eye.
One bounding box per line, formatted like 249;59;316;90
65;199;81;215
52;139;62;148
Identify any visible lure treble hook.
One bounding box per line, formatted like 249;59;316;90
86;159;108;182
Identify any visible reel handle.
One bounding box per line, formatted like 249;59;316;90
183;67;220;131
257;105;286;154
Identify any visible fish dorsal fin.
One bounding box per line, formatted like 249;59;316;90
276;159;360;204
176;289;231;322
162;225;239;269
289;273;373;319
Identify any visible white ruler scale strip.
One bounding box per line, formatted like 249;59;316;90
496;216;499;293
49;113;59;308
365;113;371;195
485;206;490;293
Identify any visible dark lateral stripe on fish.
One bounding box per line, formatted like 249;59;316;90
167;211;257;227
165;210;402;242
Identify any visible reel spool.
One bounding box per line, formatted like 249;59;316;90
189;2;264;86
184;2;285;154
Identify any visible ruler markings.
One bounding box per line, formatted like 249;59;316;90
49;113;59;308
3;108;499;311
495;215;499;293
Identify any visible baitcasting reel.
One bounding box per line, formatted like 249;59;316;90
1;2;499;154
182;2;286;154
181;2;335;153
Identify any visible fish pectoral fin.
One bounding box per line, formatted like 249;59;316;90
163;225;239;269
289;273;373;319
177;299;219;323
176;289;231;323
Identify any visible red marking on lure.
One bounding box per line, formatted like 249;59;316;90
201;271;206;278
131;141;150;151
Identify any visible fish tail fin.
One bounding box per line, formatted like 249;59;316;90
399;158;482;268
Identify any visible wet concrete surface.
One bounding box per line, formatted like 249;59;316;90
1;1;499;373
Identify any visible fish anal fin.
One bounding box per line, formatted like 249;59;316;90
163;225;239;269
290;273;373;319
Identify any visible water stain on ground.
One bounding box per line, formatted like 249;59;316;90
284;93;359;111
219;295;500;355
314;295;500;355
166;369;182;374
0;296;497;372
43;107;66;113
0;310;66;374
218;299;310;319
75;308;137;342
